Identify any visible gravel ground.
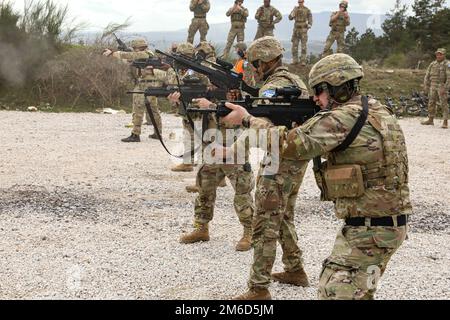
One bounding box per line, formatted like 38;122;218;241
0;111;449;300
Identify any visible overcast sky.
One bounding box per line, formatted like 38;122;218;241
12;0;449;32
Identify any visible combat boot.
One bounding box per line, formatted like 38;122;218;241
272;268;310;287
185;185;199;193
121;134;140;143
171;164;194;172
442;120;448;129
421;117;434;125
233;288;272;301
180;224;210;244
235;228;252;252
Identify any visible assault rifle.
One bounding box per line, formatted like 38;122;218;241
131;57;171;71
113;33;132;52
155;49;260;97
187;87;320;129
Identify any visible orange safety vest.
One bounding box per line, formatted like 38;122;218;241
234;59;245;79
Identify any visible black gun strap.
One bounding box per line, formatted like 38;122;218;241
332;96;369;153
144;99;201;159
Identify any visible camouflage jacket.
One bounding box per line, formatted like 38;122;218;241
112;50;157;84
289;5;313;29
424;59;450;89
226;4;249;27
329;11;350;32
247;96;413;219
255;5;282;28
190;0;210;18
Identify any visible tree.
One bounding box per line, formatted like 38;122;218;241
382;0;410;54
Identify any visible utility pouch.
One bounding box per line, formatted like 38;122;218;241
323;164;365;200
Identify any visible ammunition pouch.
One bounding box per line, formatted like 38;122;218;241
323;164;365;201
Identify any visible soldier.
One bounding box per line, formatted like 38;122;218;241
104;38;166;143
254;0;283;40
421;48;449;129
223;53;412;300
169;44;256;252
187;0;211;44
289;0;313;66
201;37;310;300
223;0;249;59
322;1;350;57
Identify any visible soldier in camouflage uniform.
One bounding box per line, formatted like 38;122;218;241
170;43;256;252
214;37;310;300
421;48;449;129
289;0;313;66
254;0;283;40
322;1;350;57
105;38;166;143
187;0;211;44
233;42;256;87
224;54;412;300
223;0;249;59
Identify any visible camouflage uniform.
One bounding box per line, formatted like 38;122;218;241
113;49;165;136
234;37;310;291
223;2;249;59
254;5;283;40
187;0;211;44
322;8;350;56
251;54;412;300
289;4;313;64
423;50;449;122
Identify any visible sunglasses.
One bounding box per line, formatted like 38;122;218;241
252;60;260;69
313;84;327;96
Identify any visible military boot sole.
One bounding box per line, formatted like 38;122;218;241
272;272;310;287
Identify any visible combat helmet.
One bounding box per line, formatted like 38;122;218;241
195;42;216;59
247;36;284;64
176;42;195;58
130;38;148;49
309;53;363;88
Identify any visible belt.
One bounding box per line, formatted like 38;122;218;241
194;15;206;18
345;215;408;227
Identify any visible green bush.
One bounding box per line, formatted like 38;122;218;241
384;53;408;68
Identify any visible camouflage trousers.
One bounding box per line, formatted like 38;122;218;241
291;29;308;63
194;164;255;229
223;25;245;58
428;86;449;120
322;30;346;56
254;26;274;40
187;18;209;44
249;159;309;289
132;93;162;136
319;225;407;300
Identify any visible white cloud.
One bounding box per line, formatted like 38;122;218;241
12;0;449;32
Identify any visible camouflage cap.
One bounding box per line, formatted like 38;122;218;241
130;38;148;48
234;42;248;51
340;0;349;8
195;41;216;57
247;36;284;64
176;42;195;57
309;53;364;88
436;48;446;55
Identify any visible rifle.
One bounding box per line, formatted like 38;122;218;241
113;33;132;52
155;49;260;97
131;57;171;71
187;87;320;129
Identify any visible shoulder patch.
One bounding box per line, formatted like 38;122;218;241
262;89;276;98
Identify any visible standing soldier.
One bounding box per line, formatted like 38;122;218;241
187;0;211;44
223;53;413;300
223;0;249;59
322;1;350;57
421;48;449;129
104;38;166;143
254;0;283;40
289;0;313;66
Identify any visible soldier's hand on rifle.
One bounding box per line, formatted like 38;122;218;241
168;92;181;104
192;98;214;109
222;102;250;126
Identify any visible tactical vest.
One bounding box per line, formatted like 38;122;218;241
330;12;348;32
258;7;275;27
193;3;208;18
428;60;448;86
294;7;310;29
231;8;247;24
